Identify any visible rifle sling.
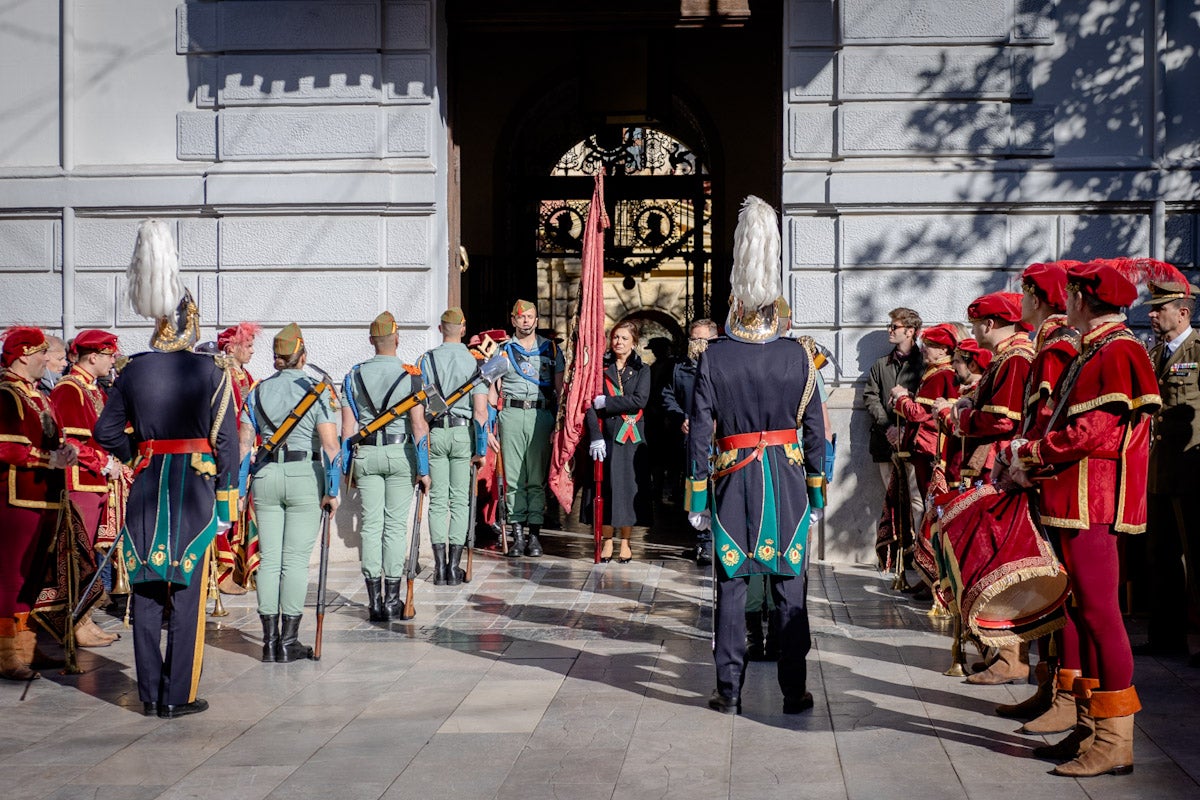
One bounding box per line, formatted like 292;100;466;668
255;379;328;459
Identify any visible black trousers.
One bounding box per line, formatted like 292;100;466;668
714;569;810;699
132;571;206;706
1146;493;1200;650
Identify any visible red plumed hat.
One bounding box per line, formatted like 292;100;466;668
920;323;959;350
1069;257;1190;309
217;322;262;351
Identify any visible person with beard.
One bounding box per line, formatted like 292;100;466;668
491;300;565;558
662;318;719;565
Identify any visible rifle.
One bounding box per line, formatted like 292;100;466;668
313;505;332;660
401;482;426;621
465;461;479;582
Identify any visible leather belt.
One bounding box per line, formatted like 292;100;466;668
266;447;321;463
431;416;471;428
362;432;411;446
138;438;212;458
713;428;799;479
506;398;551;411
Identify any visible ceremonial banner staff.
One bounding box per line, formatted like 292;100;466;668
549;171;609;565
93;221;240;718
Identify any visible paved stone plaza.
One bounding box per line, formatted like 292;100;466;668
3;528;1198;800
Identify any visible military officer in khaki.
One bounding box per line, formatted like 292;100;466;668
241;324;341;663
342;312;430;621
1143;280;1200;666
418;308;490;584
490;300;565;558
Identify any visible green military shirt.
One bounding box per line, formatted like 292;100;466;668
500;335;564;403
241;369;336;451
418;343;487;418
342;355;419;435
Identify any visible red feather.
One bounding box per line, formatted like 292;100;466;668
1092;257;1189;296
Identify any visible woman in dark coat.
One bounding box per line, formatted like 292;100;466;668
586;320;652;562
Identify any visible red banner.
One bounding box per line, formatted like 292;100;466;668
549;172;609;510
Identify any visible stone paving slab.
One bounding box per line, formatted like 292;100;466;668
2;538;1198;800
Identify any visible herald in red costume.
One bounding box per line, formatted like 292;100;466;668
1012;258;1182;778
215;322;262;589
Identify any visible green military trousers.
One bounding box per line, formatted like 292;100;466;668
429;425;472;546
354;443;417;579
498;406;555;526
252;461;322;617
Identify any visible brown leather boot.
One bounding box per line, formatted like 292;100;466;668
1052;686;1140;777
966;641;1029;685
0;631;39;681
1033;675;1100;760
1021;668;1082;733
996;660;1054;719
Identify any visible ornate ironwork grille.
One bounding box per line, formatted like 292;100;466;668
532;126;712;328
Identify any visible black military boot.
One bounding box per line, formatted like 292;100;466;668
507;523;526;558
525;524;543;558
432;544;449;586
447;545;466;585
745;611;766;661
365;578;387;622
259;614;280;663
383;578;404;620
277;615;313;662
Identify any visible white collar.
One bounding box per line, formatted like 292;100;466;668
1166;327;1194;354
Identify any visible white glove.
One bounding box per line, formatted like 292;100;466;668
592;394;606;409
589;439;607;461
688;510;711;531
216;520;233;536
101;455;119;477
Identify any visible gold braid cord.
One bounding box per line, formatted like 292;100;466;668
209;367;234;449
795;342;818;428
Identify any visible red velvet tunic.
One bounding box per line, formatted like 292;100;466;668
894;360;957;460
1022;315;1079;439
1017;321;1160;533
0;371;65;616
955;333;1034;479
50;365;111;493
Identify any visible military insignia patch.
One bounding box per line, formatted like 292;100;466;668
783;442;804;466
714;449;738;472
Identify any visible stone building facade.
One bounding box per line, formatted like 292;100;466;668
1;1;1197;562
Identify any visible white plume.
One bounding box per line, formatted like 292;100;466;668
127;219;185;320
730;196;781;310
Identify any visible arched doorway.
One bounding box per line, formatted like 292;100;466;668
534;125;712;353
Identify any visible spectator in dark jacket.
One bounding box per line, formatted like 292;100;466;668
662;318;719;564
862;307;923;486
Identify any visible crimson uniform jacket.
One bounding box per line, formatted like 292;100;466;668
955;333;1034;479
1022;316;1079;439
0;370;65;510
893;358;956;461
1016;321;1160;533
50;365;111;494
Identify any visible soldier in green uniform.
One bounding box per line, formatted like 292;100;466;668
341;312;430;621
418;308;490;584
490;300;565;558
240;324;342;662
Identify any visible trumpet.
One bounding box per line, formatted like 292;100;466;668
207;544;227;617
110;540;131;596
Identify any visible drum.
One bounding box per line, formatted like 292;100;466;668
935;484;1069;647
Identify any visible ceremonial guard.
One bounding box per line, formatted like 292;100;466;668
934;292;1034;686
687;196;826;715
1141;279;1200;667
242;324;341;659
0;328;79;681
1008;259;1173;777
492;300;565;558
214;322;262;593
996;262;1082;724
50;329;122;647
418;308;488;585
342;312;429;620
93;220;239;717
